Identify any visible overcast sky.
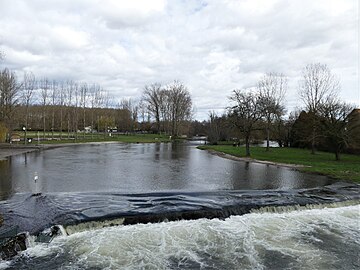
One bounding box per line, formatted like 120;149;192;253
0;0;358;120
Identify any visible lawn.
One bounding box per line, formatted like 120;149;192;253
21;132;172;144
198;145;360;183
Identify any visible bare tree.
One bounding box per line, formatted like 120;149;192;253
138;100;149;127
228;89;263;157
208;111;221;144
166;81;192;136
131;102;139;132
258;73;287;151
142;83;163;133
120;98;139;132
299;63;340;154
89;83;101;138
160;91;171;134
319;99;354;160
50;80;57;140
58;82;66;139
39;78;50;139
74;83;81;140
66;81;74;139
80;83;88;139
98;89;111;138
22;72;36;144
0;68;21;139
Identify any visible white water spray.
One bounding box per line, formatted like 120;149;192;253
5;204;359;270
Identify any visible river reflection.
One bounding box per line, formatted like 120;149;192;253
0;159;12;200
0;142;335;197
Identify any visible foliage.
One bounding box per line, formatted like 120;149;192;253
290;110;315;148
319;100;354;160
346;109;360;152
0;122;8;142
228;89;263;156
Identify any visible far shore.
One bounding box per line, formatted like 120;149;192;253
0;144;40;160
0;141;121;160
198;145;360;183
204;148;310;169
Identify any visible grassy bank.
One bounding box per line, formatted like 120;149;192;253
20;133;172;144
198;145;360;183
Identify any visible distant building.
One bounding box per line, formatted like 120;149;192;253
84;126;93;133
347;108;360;153
10;133;21;143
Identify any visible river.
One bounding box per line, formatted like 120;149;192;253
0;142;335;196
0;142;359;269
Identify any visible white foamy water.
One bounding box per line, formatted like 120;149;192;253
5;205;360;270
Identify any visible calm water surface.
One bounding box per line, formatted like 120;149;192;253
0;142;335;199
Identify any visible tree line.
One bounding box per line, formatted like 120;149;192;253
0;65;193;142
206;63;359;160
1;57;358;160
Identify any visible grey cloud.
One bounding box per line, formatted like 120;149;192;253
0;0;358;120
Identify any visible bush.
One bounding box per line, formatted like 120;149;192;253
0;122;8;143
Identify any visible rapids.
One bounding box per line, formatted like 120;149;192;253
2;204;359;270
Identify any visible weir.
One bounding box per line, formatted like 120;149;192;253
2;192;359;269
0;182;359;236
60;199;359;236
0;182;359;263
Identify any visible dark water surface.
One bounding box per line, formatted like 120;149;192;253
0;142;336;199
0;142;359;269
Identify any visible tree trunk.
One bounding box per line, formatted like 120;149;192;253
245;136;251;157
24;106;29;145
67;114;70;139
335;144;341;161
335;151;340;161
83;108;86;140
311;119;316;155
43;111;46;140
156;115;160;134
60;108;63;140
51;111;55;140
266;124;270;151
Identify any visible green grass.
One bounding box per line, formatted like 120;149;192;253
21;132;172;144
198;145;360;183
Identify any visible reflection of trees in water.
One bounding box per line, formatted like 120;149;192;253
0;159;12;200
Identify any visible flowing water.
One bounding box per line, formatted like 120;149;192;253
0;142;359;269
1;205;359;270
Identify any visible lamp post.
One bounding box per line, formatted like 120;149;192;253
22;126;27;145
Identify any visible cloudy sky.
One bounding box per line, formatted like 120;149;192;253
0;0;358;120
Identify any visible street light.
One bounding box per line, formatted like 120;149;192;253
22;126;26;145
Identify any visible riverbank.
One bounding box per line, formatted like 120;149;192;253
0;134;172;160
20;133;172;144
198;145;360;183
0;144;41;160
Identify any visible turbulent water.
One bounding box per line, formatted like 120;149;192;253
1;205;359;270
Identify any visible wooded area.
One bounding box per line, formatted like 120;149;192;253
207;64;360;160
0;53;193;141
